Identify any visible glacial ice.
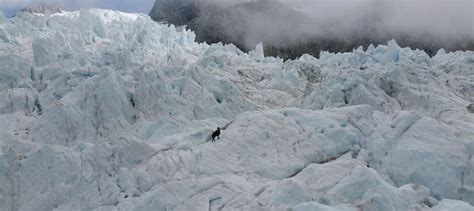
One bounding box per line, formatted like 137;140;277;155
0;9;473;210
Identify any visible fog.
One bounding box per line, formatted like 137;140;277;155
204;0;474;40
174;0;473;56
3;0;473;56
290;0;473;41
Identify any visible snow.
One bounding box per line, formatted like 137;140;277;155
0;9;473;210
432;199;474;211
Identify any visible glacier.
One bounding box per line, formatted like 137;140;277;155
0;9;473;211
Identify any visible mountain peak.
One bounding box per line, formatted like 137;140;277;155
21;3;64;14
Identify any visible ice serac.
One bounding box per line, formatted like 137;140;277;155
251;42;265;61
386;117;469;200
0;9;473;210
431;199;474;211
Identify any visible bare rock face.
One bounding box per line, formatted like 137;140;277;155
149;0;200;26
149;0;316;60
21;4;63;15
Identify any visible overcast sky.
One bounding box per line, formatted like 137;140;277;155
0;0;156;16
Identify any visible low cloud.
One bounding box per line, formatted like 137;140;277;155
187;0;473;55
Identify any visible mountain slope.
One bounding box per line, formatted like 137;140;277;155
149;0;474;60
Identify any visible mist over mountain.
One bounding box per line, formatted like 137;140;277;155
150;0;474;59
